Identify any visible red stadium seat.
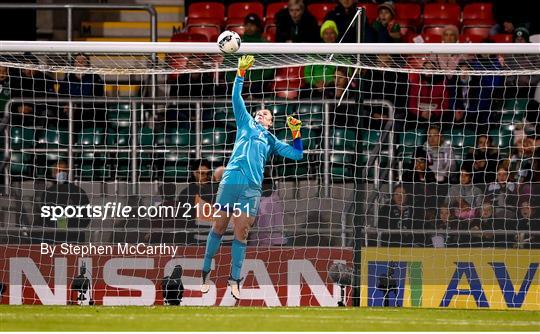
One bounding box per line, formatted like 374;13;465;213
170;32;209;42
307;3;336;26
423;3;461;27
459;33;485;43
357;2;378;23
265;2;287;23
462;26;491;40
463;2;494;26
491;33;513;43
225;23;246;36
263;24;277;42
227;2;264;20
422;33;442;43
395;3;421;27
273;66;304;98
186;24;221;42
187;2;225;26
422;26;446;36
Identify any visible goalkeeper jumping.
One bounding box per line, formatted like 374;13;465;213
200;55;304;300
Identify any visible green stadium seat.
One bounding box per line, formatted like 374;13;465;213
205;105;235;129
361;129;381;152
107;103;131;128
489;127;513;151
399;131;426;156
77;128;105;146
330;153;356;178
138;127;154;147
300;127;322;150
35;128;69;168
443;128;476;159
106;128;130;146
501;98;528;124
165;128;193;147
296;103;323;115
10;127;35;149
162;152;190;181
332;127;358;150
76;128;107;180
201;127;232;149
266;103;295;130
10;152;31;177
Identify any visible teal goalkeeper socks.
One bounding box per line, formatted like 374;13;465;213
203;230;223;273
231;239;247;280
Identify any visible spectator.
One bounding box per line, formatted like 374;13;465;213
327;67;360;127
447;165;483;208
467;54;505;118
441;24;459;44
471;199;507;247
9;54;55;127
452;197;477;247
422;125;456;184
465;135;499;186
0;66;10;116
249;181;286;246
361;54;408;130
431;203;458;248
515;200;539;248
371;2;401;43
168;55;222;99
35;161;90;243
486;166;518;218
490;0;535;37
404;148;436;183
303;20;339;98
407;60;449;125
324;0;358;43
59;53;105;130
275;0;320;43
509;136;537;184
242;13;264;42
167;55;225;124
59;54;104;97
513;27;530;43
213;165;225;183
379;185;415;246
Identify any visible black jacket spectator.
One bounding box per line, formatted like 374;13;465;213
275;2;320;43
323;0;358;43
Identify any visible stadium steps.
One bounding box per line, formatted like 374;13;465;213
81;21;184;38
76;37;172;42
87;6;183;23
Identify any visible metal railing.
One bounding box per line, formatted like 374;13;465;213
0;3;157;42
2;97;393;194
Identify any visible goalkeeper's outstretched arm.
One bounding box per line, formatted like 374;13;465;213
231;55;255;127
273;116;304;160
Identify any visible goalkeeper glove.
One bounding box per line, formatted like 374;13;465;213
237;55;255;77
287;116;302;140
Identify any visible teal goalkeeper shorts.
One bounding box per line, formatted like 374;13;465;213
214;169;261;217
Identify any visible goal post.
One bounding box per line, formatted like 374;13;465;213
0;41;539;308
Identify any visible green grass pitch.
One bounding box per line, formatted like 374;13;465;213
1;306;539;331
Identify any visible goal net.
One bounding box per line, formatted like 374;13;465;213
0;42;539;308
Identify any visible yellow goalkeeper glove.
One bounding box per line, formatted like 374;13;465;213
287;116;302;139
237;55;255;77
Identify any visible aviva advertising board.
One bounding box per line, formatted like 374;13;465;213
361;248;539;310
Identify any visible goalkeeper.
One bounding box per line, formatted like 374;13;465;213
200;55;303;300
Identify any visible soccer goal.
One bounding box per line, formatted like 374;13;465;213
0;41;539;308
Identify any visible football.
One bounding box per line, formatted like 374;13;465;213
217;30;241;54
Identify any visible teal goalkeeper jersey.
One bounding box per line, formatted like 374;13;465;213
225;75;303;187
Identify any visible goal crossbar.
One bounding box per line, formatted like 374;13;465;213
1;41;539;54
